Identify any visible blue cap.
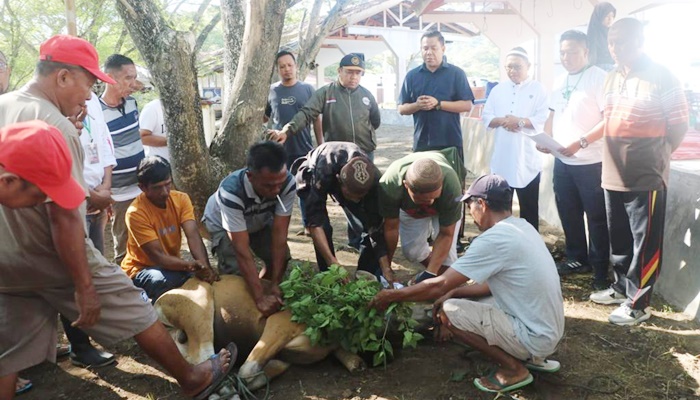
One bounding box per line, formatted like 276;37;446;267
460;174;512;204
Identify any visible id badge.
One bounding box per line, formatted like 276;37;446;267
86;142;100;164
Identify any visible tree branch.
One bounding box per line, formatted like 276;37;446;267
189;0;213;31
194;10;221;55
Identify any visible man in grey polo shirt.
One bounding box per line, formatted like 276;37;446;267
203;141;295;317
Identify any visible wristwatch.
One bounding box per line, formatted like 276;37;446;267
435;100;442;111
517;119;526;129
579;136;589;149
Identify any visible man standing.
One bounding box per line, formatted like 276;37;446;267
589;18;688;325
398;30;474;158
540;30;610;289
371;174;564;393
294;142;394;282
100;54;144;264
482;48;549;231
378;148;463;284
0;36;235;400
270;53;381;158
265;50;322;232
203;141;295;317
140;98;170;161
265;50;323;165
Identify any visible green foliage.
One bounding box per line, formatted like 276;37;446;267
280;263;423;367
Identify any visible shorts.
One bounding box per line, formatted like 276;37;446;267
0;262;157;375
442;298;531;361
209;225;291;275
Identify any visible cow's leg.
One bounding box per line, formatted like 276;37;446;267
154;278;215;364
333;348;366;372
238;310;304;389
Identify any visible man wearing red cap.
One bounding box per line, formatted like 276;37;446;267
0;36;236;400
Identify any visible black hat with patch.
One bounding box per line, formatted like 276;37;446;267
339;53;365;70
338;156;377;195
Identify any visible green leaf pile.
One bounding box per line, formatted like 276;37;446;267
280;263;424;367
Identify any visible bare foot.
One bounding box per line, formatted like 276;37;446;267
182;345;233;397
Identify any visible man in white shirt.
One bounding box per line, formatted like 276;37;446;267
82;92;117;254
140;98;170;161
539;30;609;289
482;47;549;231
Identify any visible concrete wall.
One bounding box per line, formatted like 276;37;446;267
380;109;413;127
657;161;700;322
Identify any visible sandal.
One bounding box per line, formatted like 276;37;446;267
473;371;533;393
15;377;32;396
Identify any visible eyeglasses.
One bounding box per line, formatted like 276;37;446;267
505;64;524;71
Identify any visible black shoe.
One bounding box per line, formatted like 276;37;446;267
456;240;468;255
70;345;116;368
556;260;592;276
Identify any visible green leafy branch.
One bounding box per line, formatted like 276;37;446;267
279;263;423;367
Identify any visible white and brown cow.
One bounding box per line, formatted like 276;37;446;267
154;275;365;390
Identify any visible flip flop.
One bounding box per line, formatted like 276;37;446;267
193;342;238;400
15;377;33;396
525;358;561;373
56;344;72;358
473;371;533;393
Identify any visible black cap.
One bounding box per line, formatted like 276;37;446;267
339;53;365;70
461;174;513;204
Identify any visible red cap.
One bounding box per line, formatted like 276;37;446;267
39;35;116;85
0;120;85;209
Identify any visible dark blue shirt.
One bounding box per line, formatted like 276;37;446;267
266;81;315;159
399;59;474;153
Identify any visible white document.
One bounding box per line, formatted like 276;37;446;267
524;132;577;160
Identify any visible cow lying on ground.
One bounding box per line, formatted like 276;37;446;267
154;275;366;390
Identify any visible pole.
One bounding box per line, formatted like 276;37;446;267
65;0;77;36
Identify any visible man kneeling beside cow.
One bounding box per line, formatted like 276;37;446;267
151;139;564;395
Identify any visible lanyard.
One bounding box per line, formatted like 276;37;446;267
84;116;94;143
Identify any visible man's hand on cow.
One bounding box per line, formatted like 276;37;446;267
256;294;283;317
195;265;219;284
72;284;101;328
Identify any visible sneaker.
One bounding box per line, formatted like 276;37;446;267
556;260;592;276
589;288;626;305
525;358;561;373
608;304;651;326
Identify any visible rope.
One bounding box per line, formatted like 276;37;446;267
222;370;271;400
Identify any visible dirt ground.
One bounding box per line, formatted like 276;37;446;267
19;125;700;400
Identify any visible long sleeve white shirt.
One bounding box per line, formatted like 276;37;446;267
482;79;549;188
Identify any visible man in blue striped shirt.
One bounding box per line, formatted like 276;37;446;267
203;141;295;316
100;54;144;264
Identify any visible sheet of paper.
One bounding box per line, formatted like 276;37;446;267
524;132;577;160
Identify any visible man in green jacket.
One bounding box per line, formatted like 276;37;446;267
269;53;381;159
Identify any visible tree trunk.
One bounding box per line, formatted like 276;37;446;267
210;0;288;170
114;0;216;217
296;0;351;81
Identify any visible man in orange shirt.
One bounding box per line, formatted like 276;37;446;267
122;156;218;302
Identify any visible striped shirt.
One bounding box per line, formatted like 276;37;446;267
203;168;296;234
602;56;689;191
101;96;144;202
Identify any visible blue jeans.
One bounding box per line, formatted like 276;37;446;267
86;210;108;255
553;160;609;282
132;267;192;303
